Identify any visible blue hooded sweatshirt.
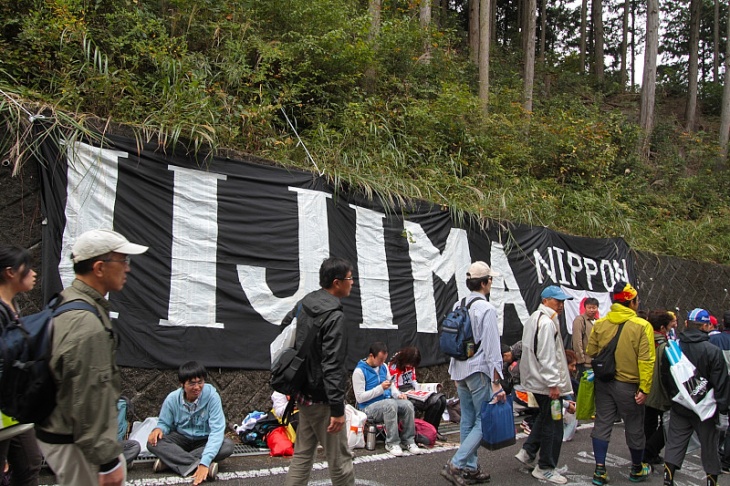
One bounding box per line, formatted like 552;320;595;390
156;383;226;467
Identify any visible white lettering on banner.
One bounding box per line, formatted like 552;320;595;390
534;246;629;292
351;206;396;329
404;222;470;333
159;166;226;329
60;142;127;288
490;242;531;335
237;188;331;325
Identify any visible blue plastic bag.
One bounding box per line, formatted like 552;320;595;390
480;393;516;450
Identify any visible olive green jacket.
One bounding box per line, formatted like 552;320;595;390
36;279;123;466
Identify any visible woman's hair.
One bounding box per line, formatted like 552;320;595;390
390;346;421;369
648;309;673;332
0;245;32;283
564;349;577;364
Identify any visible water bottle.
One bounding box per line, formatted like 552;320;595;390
365;424;377;450
550;399;562;420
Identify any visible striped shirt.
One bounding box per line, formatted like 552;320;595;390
448;292;504;382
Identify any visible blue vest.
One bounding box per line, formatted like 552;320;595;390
356;359;391;410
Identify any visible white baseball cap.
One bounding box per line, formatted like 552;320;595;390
466;261;501;279
71;229;148;263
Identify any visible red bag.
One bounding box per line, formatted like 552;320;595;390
414;418;437;447
266;426;294;456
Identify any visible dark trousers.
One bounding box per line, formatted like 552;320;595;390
523;393;564;469
147;431;234;477
643;406;665;460
664;407;721;475
0;429;42;486
411;393;447;432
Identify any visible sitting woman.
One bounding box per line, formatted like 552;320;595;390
388;346;447;438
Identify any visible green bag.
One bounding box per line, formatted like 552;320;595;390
575;371;595;420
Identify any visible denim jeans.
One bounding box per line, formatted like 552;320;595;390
450;372;489;471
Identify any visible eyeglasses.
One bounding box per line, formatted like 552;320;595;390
185;379;205;388
101;256;132;266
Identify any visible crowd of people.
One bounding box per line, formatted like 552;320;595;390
2;233;730;486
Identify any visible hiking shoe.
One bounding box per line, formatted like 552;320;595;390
406;443;424;455
515;448;536;467
152;459;169;473
207;462;218;480
629;463;651;482
440;463;467;486
532;465;568;484
385;444;404;457
592;466;609;486
462;467;490;484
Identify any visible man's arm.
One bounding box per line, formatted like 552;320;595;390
535;316;561;389
636;321;656;395
199;391;226;467
572;316;586;363
320;313;347;417
352;367;384;405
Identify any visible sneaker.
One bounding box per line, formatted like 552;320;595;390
520;422;532;434
722;466;730;474
152;459;169;473
407;443;424;455
385;444;404;457
532;465;568;484
437;433;448;442
629;463;651;482
592;466;609;486
462;467;491;484
207;462;218;480
515;448;536;467
440;463;467;486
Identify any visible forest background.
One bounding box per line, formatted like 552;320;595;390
1;0;730;264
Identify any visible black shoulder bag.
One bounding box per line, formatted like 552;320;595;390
592;323;626;382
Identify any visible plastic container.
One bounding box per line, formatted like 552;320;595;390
550;399;562;420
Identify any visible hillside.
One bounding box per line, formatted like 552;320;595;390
1;0;729;263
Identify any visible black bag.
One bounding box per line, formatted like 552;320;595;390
592;323;625;382
0;297;100;424
270;308;334;397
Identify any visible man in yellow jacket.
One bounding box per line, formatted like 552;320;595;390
586;281;655;486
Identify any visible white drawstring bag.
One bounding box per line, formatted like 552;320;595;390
666;340;716;421
345;404;367;450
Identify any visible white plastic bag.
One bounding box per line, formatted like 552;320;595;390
270;320;297;365
345;404;367;450
563;410;577;442
666;340;716;421
272;391;290;419
129;417;158;454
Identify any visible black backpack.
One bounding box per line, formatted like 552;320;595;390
0;297;100;424
592;323;626;382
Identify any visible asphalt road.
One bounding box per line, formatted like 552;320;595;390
39;421;713;485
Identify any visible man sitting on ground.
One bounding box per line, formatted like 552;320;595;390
353;342;424;457
147;361;234;485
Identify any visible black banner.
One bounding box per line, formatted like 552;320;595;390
38;135;634;370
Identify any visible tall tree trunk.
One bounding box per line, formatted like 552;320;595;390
539;0;547;64
479;0;491;113
639;0;659;155
593;0;604;81
631;0;636;86
579;0;588;72
524;0;537;114
491;0;498;46
364;0;381;93
720;1;730;157
469;0;480;63
620;0;629;89
420;0;432;63
714;0;720;81
686;0;701;132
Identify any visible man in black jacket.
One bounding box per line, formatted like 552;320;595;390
661;308;730;486
283;257;355;486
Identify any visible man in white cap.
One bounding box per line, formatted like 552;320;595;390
440;261;505;486
515;285;574;485
36;229;148;486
